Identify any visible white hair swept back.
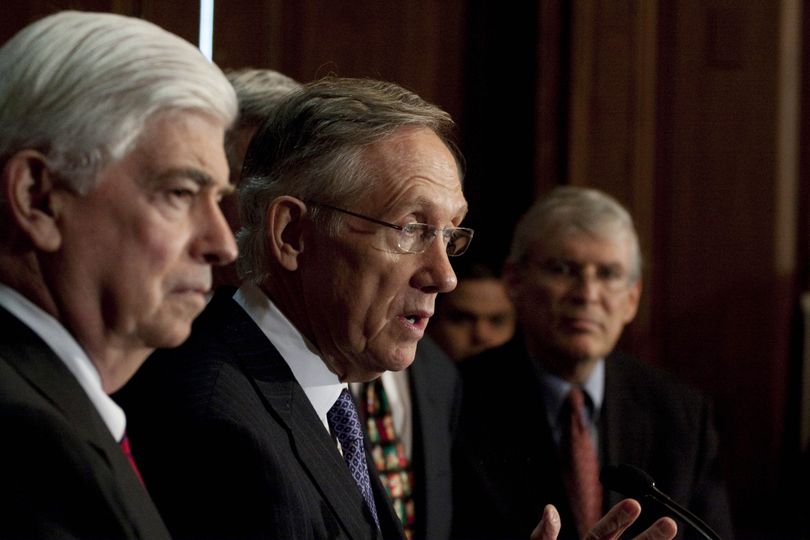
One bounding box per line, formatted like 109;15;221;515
0;11;238;193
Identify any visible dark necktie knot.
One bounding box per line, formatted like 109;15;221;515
328;389;365;442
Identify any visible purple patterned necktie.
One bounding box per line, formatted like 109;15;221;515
328;388;380;527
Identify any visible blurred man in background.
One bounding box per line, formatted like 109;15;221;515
452;186;731;540
429;260;515;362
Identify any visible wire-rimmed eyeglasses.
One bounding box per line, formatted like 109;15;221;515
309;202;474;256
527;257;635;293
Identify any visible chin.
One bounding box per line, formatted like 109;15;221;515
144;323;193;350
386;352;417;372
556;342;600;363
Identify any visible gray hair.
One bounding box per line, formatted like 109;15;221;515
0;11;237;194
509;186;642;281
236;76;462;283
224;68;302;177
226;68;303;126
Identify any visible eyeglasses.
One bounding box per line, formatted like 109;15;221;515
528;257;633;293
309;202;474;256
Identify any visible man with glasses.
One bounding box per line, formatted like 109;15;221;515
116;77;470;540
451;186;733;540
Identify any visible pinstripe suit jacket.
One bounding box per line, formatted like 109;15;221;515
0;306;171;540
117;288;404;540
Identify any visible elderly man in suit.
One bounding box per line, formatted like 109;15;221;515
0;10;237;539
211;67;462;540
118;76;470;540
118;81;678;540
452;186;733;540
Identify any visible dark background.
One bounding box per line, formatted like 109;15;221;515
4;1;810;537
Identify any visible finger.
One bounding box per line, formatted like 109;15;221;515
584;499;641;540
530;504;561;540
631;517;678;540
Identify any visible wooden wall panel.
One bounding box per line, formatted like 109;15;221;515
565;1;802;537
215;0;466;128
654;2;796;537
1;1;201;48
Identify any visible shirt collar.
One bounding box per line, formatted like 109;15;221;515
0;283;126;441
234;282;345;430
538;357;605;426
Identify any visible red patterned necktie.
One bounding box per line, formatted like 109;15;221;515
119;432;144;485
562;386;602;537
362;378;415;540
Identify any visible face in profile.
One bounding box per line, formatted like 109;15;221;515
53;110;237;358
429;277;516;362
301;126;468;382
505;229;640;372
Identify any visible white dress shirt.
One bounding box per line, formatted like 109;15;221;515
234;281;346;432
538;358;605;452
0;283;126;441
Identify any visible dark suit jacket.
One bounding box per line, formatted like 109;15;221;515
0;306;171;540
116;288;404;540
407;336;462;540
451;338;734;540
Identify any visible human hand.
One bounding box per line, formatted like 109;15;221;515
530;499;677;540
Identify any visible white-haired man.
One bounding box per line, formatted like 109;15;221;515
0;11;237;538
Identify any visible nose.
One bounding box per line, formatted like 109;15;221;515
471;319;495;345
412;235;457;293
569;268;601;302
192;197;239;265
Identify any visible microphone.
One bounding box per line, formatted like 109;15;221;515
600;463;721;540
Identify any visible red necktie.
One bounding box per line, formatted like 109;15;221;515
119;432;144;485
562;387;602;537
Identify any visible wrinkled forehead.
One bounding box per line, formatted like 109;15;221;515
359;127;467;216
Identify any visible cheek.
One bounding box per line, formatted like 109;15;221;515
445;323;472;344
115;231;192;316
359;267;408;331
492;324;514;340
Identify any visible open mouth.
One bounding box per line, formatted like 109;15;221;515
401;313;430;330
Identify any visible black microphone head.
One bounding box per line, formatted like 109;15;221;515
600;463;656;497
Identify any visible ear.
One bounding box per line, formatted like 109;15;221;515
2;151;63;252
621;278;643;324
266;196;308;271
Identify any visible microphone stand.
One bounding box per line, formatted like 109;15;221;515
600;463;721;540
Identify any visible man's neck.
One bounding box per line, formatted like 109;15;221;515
529;344;600;385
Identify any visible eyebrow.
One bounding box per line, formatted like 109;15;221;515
155;167;235;197
407;195;469;219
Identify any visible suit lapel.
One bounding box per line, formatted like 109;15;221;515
211;293;389;539
0;306;169;539
602;354;654;507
